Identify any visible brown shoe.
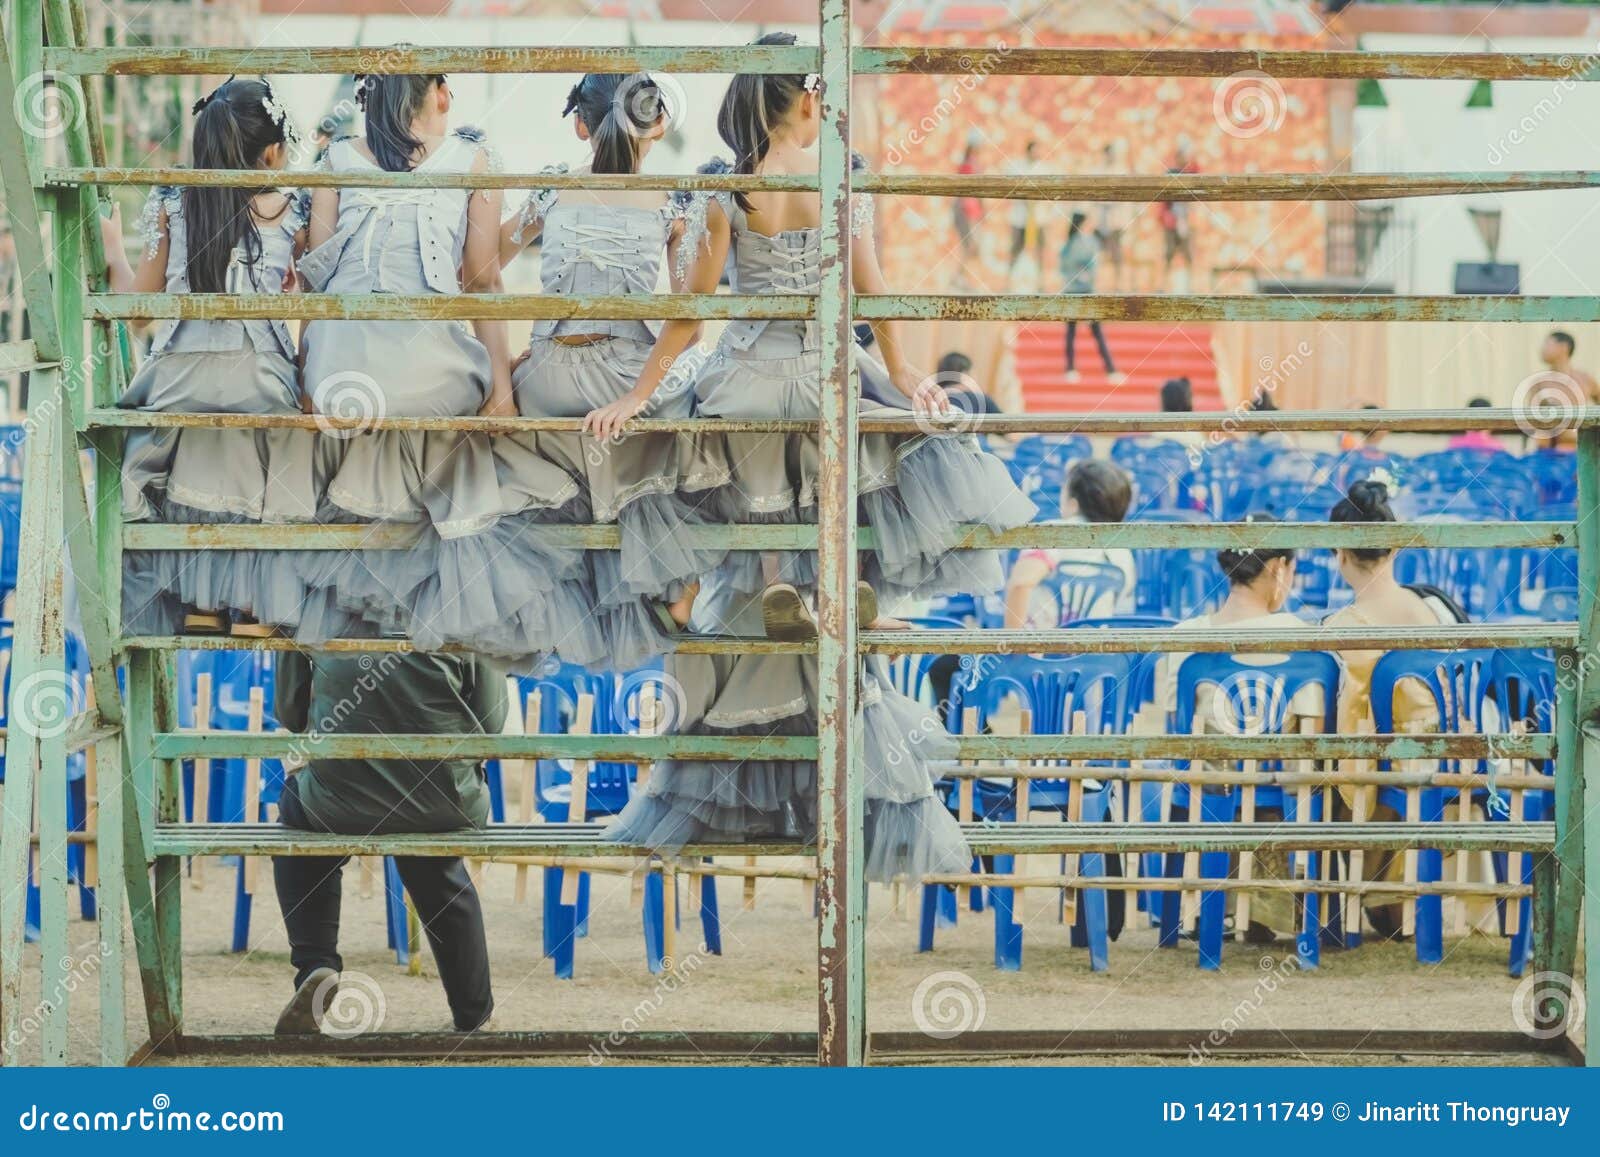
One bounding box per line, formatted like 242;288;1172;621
274;967;338;1035
857;581;878;629
183;610;228;634
762;582;817;641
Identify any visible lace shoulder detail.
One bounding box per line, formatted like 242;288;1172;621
850;191;874;239
138;184;182;259
282;187;311;237
452;124;501;198
511;163;569;246
671;157;737;283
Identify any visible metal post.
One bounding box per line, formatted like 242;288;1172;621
814;0;863;1068
1574;427;1600;1061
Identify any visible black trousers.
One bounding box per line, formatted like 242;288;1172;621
1065;320;1115;374
273;777;494;1031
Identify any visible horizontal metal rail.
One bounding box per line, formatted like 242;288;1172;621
121;633;810;655
119;520;1576;552
47;168;822;192
148;820;1555;858
51;168;1600;202
0;339;50;373
85;292;1600;323
42;45;1600;81
148;731;1553;762
162;1027;1571;1062
923;874;1531;899
935;763;1557;789
87;292;810;322
83;405;1600;434
861;624;1577;654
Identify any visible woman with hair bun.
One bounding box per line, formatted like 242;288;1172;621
1155;513;1317;942
1323;476;1484;939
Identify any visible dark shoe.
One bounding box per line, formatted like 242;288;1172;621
274;966;339;1035
762;582;817;641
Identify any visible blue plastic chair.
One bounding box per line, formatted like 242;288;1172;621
1126;508;1208;614
1521;449;1577;506
886;615;964;706
1035;560;1128;626
514;662;720;978
1168;651;1339;969
1484;649;1557;976
1160;548;1228;619
925;654;1136;972
1368;648;1499;964
1064;615;1178;709
1536;587;1579;622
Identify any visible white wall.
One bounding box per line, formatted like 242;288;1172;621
1354;30;1600;295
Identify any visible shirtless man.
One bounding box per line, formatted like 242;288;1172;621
1535;331;1598;447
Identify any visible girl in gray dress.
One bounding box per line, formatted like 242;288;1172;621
609;35;1028;879
298;71;593;661
107;77;319;637
496;73;731;669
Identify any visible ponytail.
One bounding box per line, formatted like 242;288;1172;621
562;72;664;175
183;77;289;294
355;69;444;172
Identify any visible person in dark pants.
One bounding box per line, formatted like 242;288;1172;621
1059;213;1116;382
271;650;507;1035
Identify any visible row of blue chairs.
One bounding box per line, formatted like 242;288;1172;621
899;627;1552;977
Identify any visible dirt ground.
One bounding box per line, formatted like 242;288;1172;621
8;852;1579;1067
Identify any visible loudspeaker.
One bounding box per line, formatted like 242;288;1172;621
1453;262;1520;294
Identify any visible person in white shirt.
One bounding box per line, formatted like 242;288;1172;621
1005;459;1137;629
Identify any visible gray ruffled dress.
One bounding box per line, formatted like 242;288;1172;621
679;184;1036;598
498;173;732;669
296;129;591;658
606;577;971;882
609;175;1026;879
118;185;321;635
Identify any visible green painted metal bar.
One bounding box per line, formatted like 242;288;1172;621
147;820;1555;859
118;520;1575;552
856;294;1600;323
0;17;60;364
88;292;811;322
46;168;1600;202
122;650;180;1049
47;167;821;192
123;633;808;656
85;291;1600;324
43;45;1600;82
863;625;1576;653
858;172;1600;201
84;405;1600;433
45;44;821;75
1578;430;1600;1064
1550;646;1582;987
93;735;126;1065
0;339;48;372
148;731;1549;762
852;46;1600;81
151;654;182;1040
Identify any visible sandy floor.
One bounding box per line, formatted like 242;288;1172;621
8;853;1580;1067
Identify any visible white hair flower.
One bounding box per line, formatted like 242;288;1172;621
1365;465;1399;494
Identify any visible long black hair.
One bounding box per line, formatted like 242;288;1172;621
563;73;665;175
184;77;290;294
1329;479;1396;563
355;70;445;172
716;31;811;211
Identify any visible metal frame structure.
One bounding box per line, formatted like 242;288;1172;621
0;0;1593;1067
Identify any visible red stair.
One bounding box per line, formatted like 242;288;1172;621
1015;321;1223;413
